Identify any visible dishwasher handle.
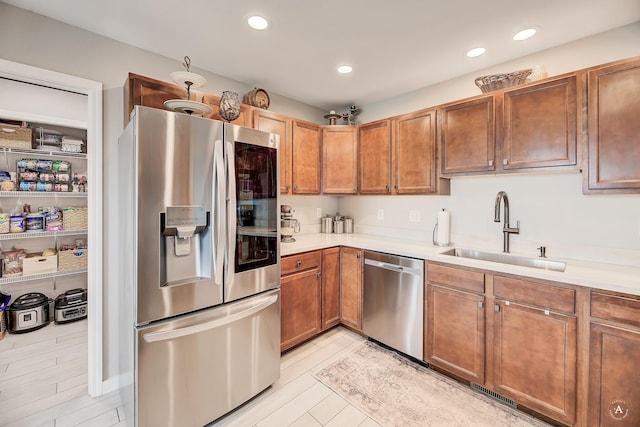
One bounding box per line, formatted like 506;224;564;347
364;258;423;276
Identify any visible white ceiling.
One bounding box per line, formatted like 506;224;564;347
5;0;640;111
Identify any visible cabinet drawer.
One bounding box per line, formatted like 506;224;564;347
493;275;575;314
427;263;484;294
591;292;640;328
281;250;322;276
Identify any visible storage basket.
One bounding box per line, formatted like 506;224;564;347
0;125;32;149
58;249;88;271
62;207;88;230
474;69;534;93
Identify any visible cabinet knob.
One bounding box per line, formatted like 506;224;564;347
394;185;398;190
296;261;302;267
317;272;321;278
287;185;291;190
294;185;298;191
385;185;389;192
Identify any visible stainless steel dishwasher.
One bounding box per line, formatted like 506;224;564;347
363;250;424;360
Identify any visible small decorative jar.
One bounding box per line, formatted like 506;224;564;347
219;91;241;122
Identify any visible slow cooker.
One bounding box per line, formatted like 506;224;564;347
54;288;87;324
7;292;51;333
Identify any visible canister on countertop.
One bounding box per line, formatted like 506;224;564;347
333;219;344;234
321;216;333;234
344;217;354;233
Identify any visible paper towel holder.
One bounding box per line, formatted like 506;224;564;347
432;208;453;247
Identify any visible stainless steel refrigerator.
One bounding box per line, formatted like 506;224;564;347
118;106;281;426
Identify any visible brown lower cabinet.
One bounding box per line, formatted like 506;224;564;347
588;292;640;426
321;247;341;329
339;246;363;331
426;263;577;425
280;248;342;351
280;251;322;351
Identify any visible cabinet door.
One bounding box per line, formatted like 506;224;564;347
439;95;496;174
322;247;341;330
200;94;253;127
125;73;185;122
425;284;485;383
280;268;322;351
392;108;437;194
322;126;357;194
254;110;292;194
589;323;640;427
291;120;321;194
587;58;640;192
492;300;576;425
358;120;391;194
503;75;577;170
340;247;363;330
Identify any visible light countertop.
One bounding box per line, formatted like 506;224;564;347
280;233;640;297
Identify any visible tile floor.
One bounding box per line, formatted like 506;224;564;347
1;325;542;426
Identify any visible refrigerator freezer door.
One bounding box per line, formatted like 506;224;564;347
135;289;281;427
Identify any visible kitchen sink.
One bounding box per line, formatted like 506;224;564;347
441;248;567;272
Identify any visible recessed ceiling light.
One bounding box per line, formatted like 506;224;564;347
247;15;269;30
337;65;353;74
466;47;486;58
513;28;537;41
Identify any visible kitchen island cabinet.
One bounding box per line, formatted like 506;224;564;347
588;291;640;426
280;250;322;351
425;264;486;384
585;57;640;193
322;126;357;194
340;246;363;331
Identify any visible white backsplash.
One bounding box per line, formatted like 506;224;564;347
285;172;640;267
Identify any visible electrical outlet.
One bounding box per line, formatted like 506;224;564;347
317;208;322;218
409;210;420;222
377;209;384;220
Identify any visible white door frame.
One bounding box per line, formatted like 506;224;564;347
0;59;104;397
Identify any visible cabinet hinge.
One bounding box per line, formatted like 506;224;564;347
503;159;508;165
488;160;494;167
494;304;500;312
478;301;484;309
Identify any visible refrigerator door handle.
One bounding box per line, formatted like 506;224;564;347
142;293;278;343
226;139;236;286
213;139;225;286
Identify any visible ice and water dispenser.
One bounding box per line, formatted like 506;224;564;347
160;206;211;287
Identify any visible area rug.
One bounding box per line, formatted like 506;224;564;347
314;341;550;427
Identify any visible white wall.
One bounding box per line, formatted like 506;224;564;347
0;1;326;386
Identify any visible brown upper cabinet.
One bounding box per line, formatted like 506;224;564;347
358;113;448;195
253;109;293;194
291;119;322;194
439;74;580;175
358;119;392;194
322;126;358;194
124;73;252;127
439;95;496;175
392;108;448;194
585;57;640;193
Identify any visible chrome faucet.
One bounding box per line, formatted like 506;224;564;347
494;191;520;253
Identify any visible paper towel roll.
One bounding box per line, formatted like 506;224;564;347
436;209;450;245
